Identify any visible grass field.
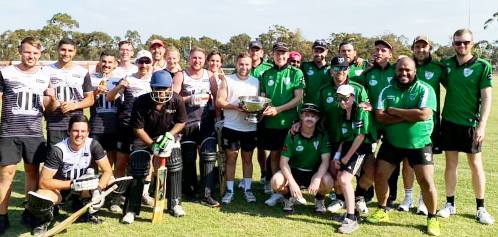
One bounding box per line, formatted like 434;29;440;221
4;77;498;237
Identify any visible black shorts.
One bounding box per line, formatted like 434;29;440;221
441;119;481;154
0;137;47;165
181;122;216;144
221;127;257;152
47;130;68;146
377;142;433;168
431;115;442;154
290;168;315;188
116;124;134;153
257;128;289;151
91;133;118;151
338;142;373;176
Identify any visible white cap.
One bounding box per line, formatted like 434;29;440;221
336;84;355;96
135;50;152;63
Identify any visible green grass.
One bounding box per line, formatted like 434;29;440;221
5;77;498;236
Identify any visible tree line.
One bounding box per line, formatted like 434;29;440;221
1;13;497;68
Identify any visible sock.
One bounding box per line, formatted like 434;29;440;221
337;194;345;202
346;213;356;221
404;188;413;199
142;181;150;196
476;198;484;209
446;196;455;206
378;205;387;211
315;193;324;200
243;178;252;191
226;181;234;192
355;186;367;197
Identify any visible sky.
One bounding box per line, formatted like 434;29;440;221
0;0;496;46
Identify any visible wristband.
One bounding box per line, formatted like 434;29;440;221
333;152;341;161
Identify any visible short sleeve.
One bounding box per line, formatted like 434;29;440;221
43;146;63;171
419;84;437;111
281;134;294;159
479;61;493;89
292;69;305;89
90;139;107;160
82;73;93;93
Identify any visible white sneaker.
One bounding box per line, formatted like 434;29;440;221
264;193;284;206
141;194;154;206
283;197;296;213
327;199;345;213
109;204;122;214
172;204;185;217
355;196;369;214
221;191;235;204
244;190;256;203
397;196;413;212
122;212;135;224
437;203;456;218
416;198;428;215
315;199;326;214
263;183;272;194
477;207;495;225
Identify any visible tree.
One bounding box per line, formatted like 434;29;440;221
223;33;251;66
40;13;80;60
124;30;143;50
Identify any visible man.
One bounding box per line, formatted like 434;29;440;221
288;51;302;68
24;115;113;235
172;47;219;207
0;37;56;235
113;40;138;78
270;103;333;214
366;57;440;236
339;42;369;82
44;38;95;146
150;39;167;72
260;42;304;206
437;29;494;224
122;70;187;222
301;39;330;105
398;35;446;215
216;52;259;204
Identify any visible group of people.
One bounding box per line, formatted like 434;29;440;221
0;27;493;236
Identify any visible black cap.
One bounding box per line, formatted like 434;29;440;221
330;56;349;67
248;40;263;49
272;42;289;52
374;39;393;51
312;39;328;49
301;103;321;115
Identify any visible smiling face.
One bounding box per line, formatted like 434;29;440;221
68;121;89;148
249;47;264;62
58;44;76;64
208;54;223;73
189;50;206;71
119;43;134;62
452;32;474;57
412;41;431;63
396;57;416;85
19;43;41;68
150;45;166;61
165;50;180;70
330;66;350;86
100;55;116;75
312;47;328;64
273;50;289;67
373;44;392;65
236;56;251;77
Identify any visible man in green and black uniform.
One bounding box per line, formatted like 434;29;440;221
339;42;369;82
260;42;305;206
270;103;333;214
301;39;330;105
367;57;440;236
437;29;494;225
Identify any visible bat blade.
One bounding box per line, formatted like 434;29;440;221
151;165;167;223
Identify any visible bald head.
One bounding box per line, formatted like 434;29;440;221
396;57;416;85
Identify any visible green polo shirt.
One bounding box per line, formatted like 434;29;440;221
349;59;369;83
441;56;493;127
338;104;376;144
281;130;330;171
301;61;330;105
356;63;396;107
260;64;305;129
250;61;273;80
377;79;437;149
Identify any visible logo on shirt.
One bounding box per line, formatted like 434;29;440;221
283;77;291;85
355;70;363;76
425;71;434;80
342;128;348;134
424;153;432;162
387;77;393;83
296;145;304;152
463;68;473;77
313;141;319;150
307;69;314;76
326;96;334;104
409;93;417;101
369;79;378;86
268;79;275;87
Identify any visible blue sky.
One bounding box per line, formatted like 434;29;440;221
1;0;496;46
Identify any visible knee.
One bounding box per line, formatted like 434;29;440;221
270;172;285;191
321;174;334;191
337;173;350;187
0;166;16;182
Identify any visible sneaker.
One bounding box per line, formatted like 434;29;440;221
109;204;123;214
171;204;186;217
141;194;154;206
437;203;456;218
244;190;256;203
32;221;50;236
476;207;495;225
122;212;135;224
355;196;369;214
417;198;428;216
202;195;220;208
427;217;441;236
366;209;389;224
329;192;337;202
264;193;284;207
398;196;413;212
221;190;235;204
386;199;395;210
338;217;359;234
327;199;345;213
0;215;10;235
315;199;326;214
283;198;296;213
263;183;272;194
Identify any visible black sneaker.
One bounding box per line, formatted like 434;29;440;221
32;221;50;236
20;210;34;227
202;196;220;208
78;213;102;224
0;215;9;235
386;199;395;211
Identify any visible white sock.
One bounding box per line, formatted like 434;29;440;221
404;188;413;199
244;178;252;191
143;183;150;196
227;181;234;192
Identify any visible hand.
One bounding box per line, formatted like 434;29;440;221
118;79;129;89
89;189;105;214
474;124;486;144
60;101;77;114
308;177;321;196
262;106;278;116
358;102;372;112
44;87;56;97
152;132;174;157
290;122;301;135
95;84;108;95
289;181;303;199
334;160;341;170
355;57;364;66
71;175;99;192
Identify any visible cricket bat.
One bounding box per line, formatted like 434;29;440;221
151;157;167;224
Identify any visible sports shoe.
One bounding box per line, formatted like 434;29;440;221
171;204;186;217
329;192;337;202
202;195;220;208
244;190;256;203
122;212;135;224
338;217;359;234
327;199;345;213
283;197;296;213
427;217;441;236
417;198;428;216
32;221;50;236
141;194;154;206
221;190;235;204
315;198;326;214
0;215;10;235
355;196;369;214
437;203;456;218
366;209;389;224
264;193;284;207
476;207;495;225
109;204;123;214
398;196;413;212
263;183;272;194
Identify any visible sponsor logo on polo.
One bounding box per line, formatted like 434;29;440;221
463;68;473;77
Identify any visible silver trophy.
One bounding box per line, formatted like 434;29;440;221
239;96;272;123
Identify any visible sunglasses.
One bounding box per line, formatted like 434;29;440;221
332;66;349;72
453;41;471;46
337;94;351;102
137;58;151;64
290;60;301;63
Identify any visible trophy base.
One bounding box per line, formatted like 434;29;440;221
245;114;261;123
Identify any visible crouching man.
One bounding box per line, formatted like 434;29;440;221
271;103;334;213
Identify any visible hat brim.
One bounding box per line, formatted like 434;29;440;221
374;40;393;50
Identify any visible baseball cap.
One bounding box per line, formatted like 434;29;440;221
149;39;164;49
336;84;355;97
374;39;393;51
289;51;302;61
248;40;263;49
301;103;321;115
312;39;328;49
330;56;349;67
135;50;153;63
412;35;432;47
272;42;289;52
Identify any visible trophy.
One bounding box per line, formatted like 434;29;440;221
239;96;272;123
